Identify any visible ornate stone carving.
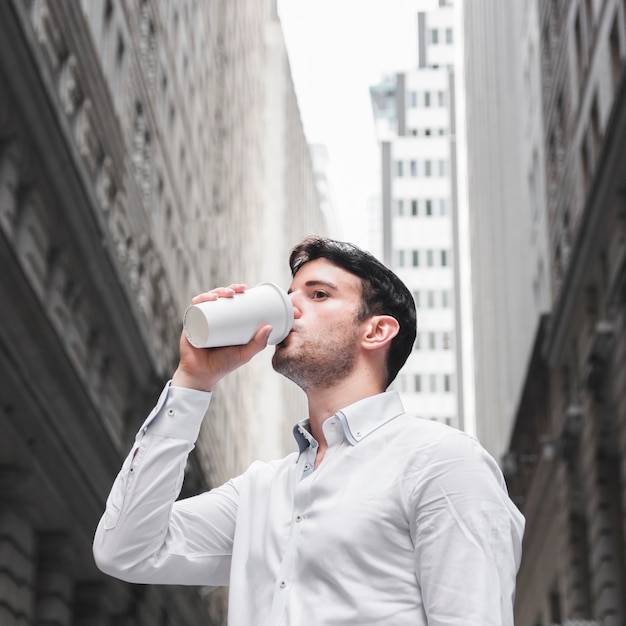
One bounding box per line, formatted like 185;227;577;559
58;55;82;118
30;0;65;73
0;140;22;238
15;189;49;300
96;156;115;214
74;98;100;175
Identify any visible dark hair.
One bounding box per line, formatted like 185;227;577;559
289;236;417;387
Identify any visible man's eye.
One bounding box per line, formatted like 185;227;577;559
313;291;328;299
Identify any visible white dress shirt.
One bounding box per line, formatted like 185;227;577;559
93;383;524;625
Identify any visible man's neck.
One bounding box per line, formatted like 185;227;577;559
305;374;384;448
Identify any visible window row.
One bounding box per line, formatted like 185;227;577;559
397;249;450;268
396;159;448;178
396;197;449;217
431;27;454;45
412;289;453;309
409;128;448;137
396;372;455;394
414;331;454;351
409;90;448;108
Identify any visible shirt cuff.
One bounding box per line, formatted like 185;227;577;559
136;381;212;443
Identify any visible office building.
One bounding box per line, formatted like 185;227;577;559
370;0;464;429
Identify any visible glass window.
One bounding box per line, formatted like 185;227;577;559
439;160;446;176
397;199;404;216
424;92;431;107
428;290;435;307
446;28;453;44
415;374;422;392
425;160;432;177
428;332;436;350
439;198;447;215
413;290;421;307
426;199;433;216
410;160;417;177
444;374;451;392
397;161;403;177
411;199;418;216
429;374;437;392
412;250;419;267
441;250;448;266
411;91;417;107
442;290;450;307
427;250;434;267
397;250;405;267
438;91;445;107
431;29;439;44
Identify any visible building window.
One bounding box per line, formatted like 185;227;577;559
415;374;422;392
446;28;453;44
438;91;445;107
425;160;432;177
429;374;437;392
444;375;451;392
424;92;431;108
410;160;417;177
431;29;439;44
397;250;405;267
442;290;450;307
428;332;436;350
412;250;419;267
441;250;448;266
427;250;434;267
439;198;448;215
397;199;405;216
413;290;421;307
439;159;446;176
426;199;433;216
443;333;451;349
397;161;404;177
411;199;418;216
410;91;418;107
427;290;435;307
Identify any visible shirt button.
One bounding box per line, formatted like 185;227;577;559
303;464;311;471
167;408;175;417
279;580;287;588
295;514;304;522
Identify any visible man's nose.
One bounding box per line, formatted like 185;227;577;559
289;292;302;319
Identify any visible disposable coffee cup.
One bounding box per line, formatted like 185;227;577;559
183;282;294;348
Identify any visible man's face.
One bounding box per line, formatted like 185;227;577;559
272;258;366;391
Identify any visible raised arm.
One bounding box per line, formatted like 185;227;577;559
93;285;273;585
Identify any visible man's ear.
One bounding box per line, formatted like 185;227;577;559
362;315;400;350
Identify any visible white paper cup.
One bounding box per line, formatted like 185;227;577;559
183;282;294;348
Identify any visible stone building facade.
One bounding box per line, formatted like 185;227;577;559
0;0;326;624
500;0;626;623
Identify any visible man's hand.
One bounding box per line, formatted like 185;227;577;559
172;284;273;391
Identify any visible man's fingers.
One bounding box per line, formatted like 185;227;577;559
191;284;248;305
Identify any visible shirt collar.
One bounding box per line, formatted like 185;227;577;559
292;390;405;452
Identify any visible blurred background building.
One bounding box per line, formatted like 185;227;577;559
464;0;626;623
0;0;326;623
370;0;464;430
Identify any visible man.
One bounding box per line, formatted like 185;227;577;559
94;236;524;625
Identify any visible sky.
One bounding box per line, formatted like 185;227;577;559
276;0;426;248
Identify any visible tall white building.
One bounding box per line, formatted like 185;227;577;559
370;0;463;429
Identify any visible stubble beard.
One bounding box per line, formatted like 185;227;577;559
272;327;360;392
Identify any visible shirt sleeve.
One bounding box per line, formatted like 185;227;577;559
409;433;525;626
93;382;241;587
